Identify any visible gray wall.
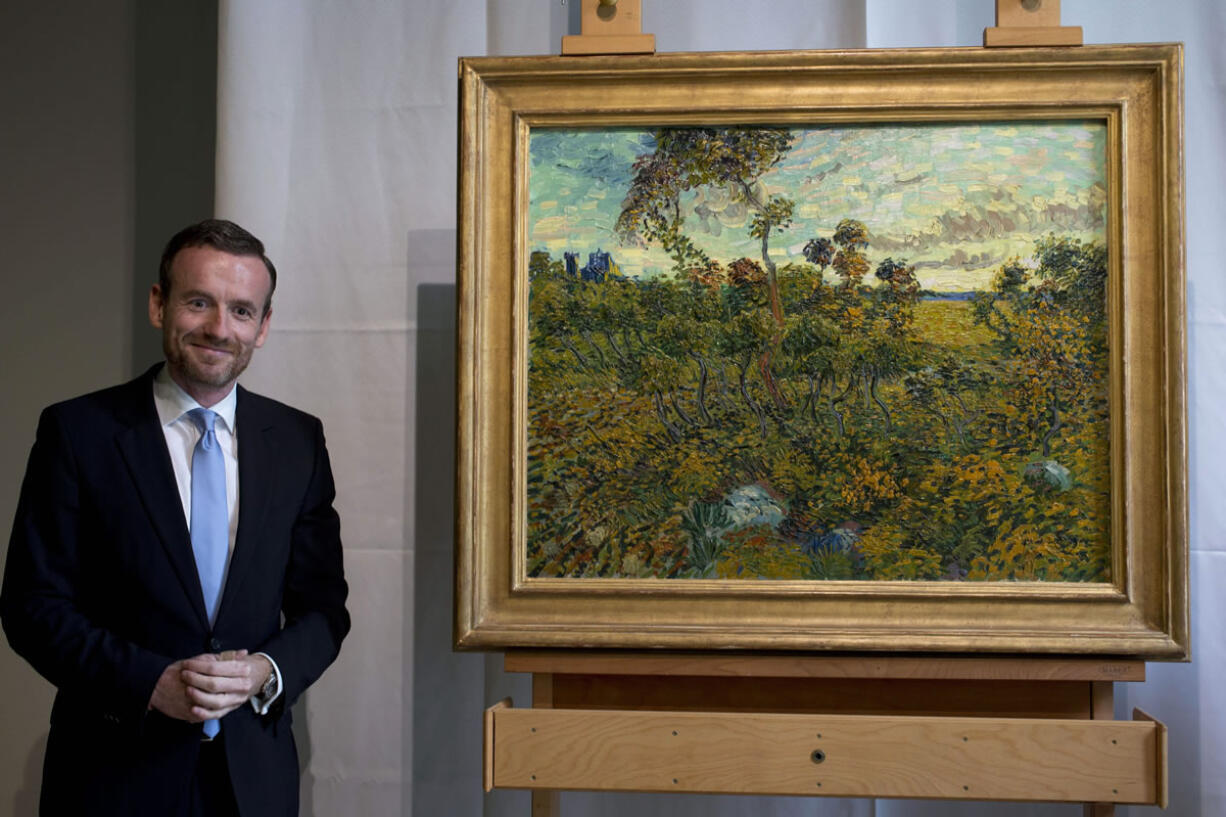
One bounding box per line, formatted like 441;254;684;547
0;3;215;814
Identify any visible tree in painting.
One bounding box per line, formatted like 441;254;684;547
618;128;797;410
526;122;1111;583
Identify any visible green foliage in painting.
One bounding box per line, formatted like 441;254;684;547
679;501;731;578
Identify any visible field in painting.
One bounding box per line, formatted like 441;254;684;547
526;124;1111;582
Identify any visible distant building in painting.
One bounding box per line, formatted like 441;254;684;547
564;249;621;283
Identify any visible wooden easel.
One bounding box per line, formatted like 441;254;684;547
487;652;1166;815
486;4;1166;815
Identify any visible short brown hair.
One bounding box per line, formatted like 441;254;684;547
159;219;277;315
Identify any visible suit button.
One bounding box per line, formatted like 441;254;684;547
209;638;222;651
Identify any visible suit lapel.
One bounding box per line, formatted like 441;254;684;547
115;367;212;629
216;385;273;625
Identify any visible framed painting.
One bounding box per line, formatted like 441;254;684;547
455;44;1187;657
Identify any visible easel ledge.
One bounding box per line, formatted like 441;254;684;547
487;651;1164;815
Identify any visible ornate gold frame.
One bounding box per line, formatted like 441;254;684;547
455;45;1187;657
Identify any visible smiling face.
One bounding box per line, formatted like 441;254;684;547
149;245;273;407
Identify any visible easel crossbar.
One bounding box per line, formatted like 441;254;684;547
490;705;1161;804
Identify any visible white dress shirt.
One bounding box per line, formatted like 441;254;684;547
152;367;283;714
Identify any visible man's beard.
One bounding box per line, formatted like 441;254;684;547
165;332;253;390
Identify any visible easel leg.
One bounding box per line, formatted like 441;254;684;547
532;791;561;816
1083;681;1115;817
531;674;560;817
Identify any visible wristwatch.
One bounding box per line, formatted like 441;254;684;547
258;656;279;701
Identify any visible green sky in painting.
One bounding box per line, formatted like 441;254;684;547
528;122;1107;291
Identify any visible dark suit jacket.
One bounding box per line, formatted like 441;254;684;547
1;364;350;816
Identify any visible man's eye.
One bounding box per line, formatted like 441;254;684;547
189;299;208;309
234;307;252;319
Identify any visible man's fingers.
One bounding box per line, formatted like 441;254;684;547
183;679;246;701
188;696;245;720
152;654;257;724
181;658;253;679
150;660;199;722
186;685;246;708
181;668;251;694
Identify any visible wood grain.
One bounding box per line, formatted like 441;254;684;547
1133;709;1167;809
996;0;1063;28
485;699;511;793
984;26;1083;47
530;676;560;816
491;706;1160;804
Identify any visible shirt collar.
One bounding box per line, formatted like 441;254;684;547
153;365;238;434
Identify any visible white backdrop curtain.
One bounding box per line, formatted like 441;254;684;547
214;1;1225;814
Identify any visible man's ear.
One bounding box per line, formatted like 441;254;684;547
148;284;166;329
254;307;273;348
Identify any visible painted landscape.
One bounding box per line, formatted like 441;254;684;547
525;122;1110;582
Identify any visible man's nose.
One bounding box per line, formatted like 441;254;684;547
201;307;229;337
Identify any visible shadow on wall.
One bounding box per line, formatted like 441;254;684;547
410;246;489;815
409;269;533;817
293;696;314;815
15;732;46;815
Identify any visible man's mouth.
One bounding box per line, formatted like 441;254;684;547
191;342;234;357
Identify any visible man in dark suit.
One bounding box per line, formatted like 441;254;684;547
1;219;350;815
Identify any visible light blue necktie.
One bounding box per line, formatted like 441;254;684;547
188;407;228;739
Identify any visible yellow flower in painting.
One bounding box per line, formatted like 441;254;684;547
839;458;902;514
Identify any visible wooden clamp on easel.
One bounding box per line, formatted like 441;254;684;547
985;0;1083;46
561;0;655;55
558;0;1082;55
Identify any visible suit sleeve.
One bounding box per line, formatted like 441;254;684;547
1;407;171;728
255;418;349;711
